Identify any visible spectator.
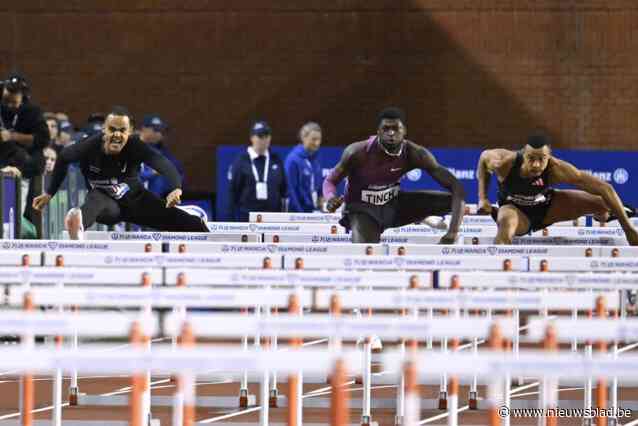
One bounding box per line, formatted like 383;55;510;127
44;113;59;144
57;120;74;148
22;146;58;238
285;122;323;212
227;121;287;222
0;73;49;177
43;146;57;174
80;112;105;138
43;113;63;152
138;114;184;197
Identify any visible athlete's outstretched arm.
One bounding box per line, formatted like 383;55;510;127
34;138;92;211
551;158;638;245
476;149;513;212
47;139;93;197
323;143;357;212
415;148;466;239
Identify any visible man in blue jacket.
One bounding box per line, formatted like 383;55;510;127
139;115;185;197
227;121;287;221
285;122;323;212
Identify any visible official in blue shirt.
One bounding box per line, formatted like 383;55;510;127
227;121;287;222
138;115;185;197
285;122;323;213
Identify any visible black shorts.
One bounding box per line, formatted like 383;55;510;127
499;190;555;235
339;190;453;232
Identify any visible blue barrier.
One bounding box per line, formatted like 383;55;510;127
216;145;638;221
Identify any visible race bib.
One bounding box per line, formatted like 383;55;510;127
507;192;549;207
89;179;131;200
361;185;400;206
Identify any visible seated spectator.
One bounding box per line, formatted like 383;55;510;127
285;122;323;212
138;114;184;197
22;146;58;238
44;112;59;146
227;121;287;221
0;73;49;177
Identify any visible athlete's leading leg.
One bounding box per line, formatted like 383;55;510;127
66;189;121;239
495;205;530;244
542;190;609;226
349;213;383;244
121;190;209;232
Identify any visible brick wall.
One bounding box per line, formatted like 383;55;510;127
2;1;636;190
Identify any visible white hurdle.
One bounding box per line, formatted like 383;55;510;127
77;230;260;243
3;343;638;426
42;251;276;269
283;254;524;271
0;311;156;426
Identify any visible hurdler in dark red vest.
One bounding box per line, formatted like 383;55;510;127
323;107;466;244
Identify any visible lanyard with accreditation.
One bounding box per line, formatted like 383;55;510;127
250;149;270;200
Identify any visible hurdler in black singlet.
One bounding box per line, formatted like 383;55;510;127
497;151;554;233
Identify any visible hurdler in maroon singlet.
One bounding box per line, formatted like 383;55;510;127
344;135;411;205
324;135;457;232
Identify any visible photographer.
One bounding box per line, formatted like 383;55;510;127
0;74;49;177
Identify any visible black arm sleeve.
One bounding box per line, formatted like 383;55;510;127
136;142;182;191
46;139;94;196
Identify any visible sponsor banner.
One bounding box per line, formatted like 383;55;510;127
10;287;312;309
390;244;597;257
263;233;440;244
164;269;430;288
208;222;346;234
80;231;259;243
599;246;638;257
0;250;41;266
531;227;627;238
284;255;523;271
217;146;638;221
249;212;341;223
318;289;619;310
1;240;160;252
0;266;162;286
438;271;638;290
387;225;497;236
467;233;617;246
169;242;383;256
526;318;638;342
42;252;273;269
512;236;627;246
529;256;638;272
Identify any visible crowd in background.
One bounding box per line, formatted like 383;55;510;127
0;73;328;228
